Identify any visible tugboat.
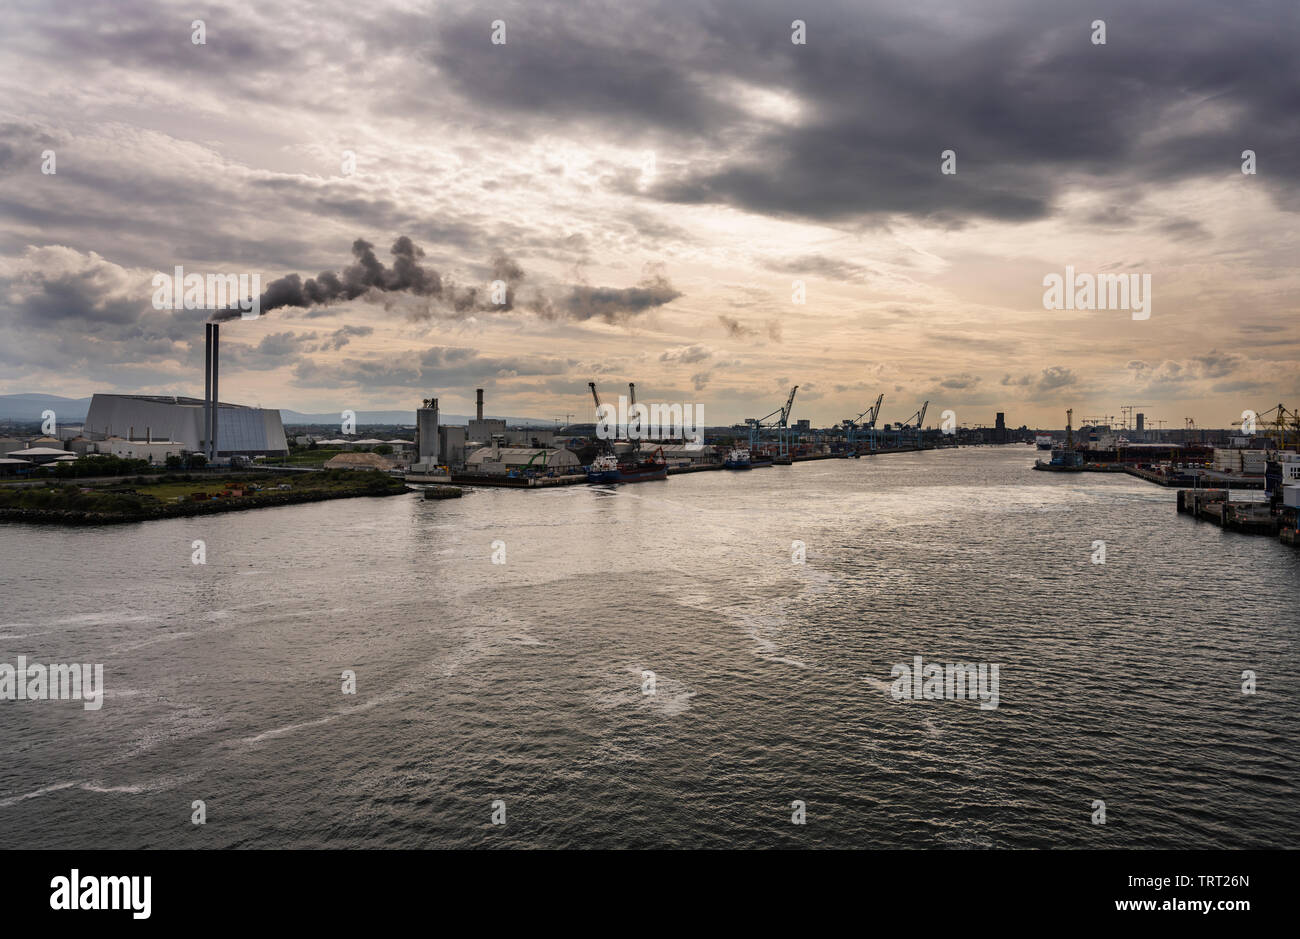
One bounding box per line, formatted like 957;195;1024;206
586;453;621;483
724;447;752;469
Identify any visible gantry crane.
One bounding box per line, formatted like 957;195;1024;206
898;400;929;448
746;386;798;456
843;393;885;452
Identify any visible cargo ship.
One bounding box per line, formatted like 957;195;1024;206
724;447;752;469
587;449;668;483
617;449;668;482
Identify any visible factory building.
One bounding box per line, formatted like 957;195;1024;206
464;446;581;475
84;393;287;458
98;436;186;463
439;425;467;468
467;388;506;445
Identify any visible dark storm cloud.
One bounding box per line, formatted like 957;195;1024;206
414;0;1300;225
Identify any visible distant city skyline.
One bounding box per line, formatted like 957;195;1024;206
1;0;1297;427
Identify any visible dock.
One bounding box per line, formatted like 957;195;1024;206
1176;489;1281;536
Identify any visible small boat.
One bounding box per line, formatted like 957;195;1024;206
724;447;752;470
773;455;793;465
1035;434;1054;450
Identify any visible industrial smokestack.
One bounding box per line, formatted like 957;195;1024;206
210;323;220;460
204;323;212;459
476;388;484;422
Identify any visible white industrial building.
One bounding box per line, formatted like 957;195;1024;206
84;394;287;457
98;436;187;463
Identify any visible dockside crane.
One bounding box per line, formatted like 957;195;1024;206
899;400;929;448
589;381;616;456
628;382;640;451
842;393;885;451
1251;403;1298;450
746;385;799;456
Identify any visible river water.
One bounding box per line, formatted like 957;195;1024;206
1;446;1296;848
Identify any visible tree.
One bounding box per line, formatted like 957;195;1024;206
373;444;393;455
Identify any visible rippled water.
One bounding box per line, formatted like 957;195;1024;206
1;447;1296;848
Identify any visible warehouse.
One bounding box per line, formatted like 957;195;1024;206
84;394;287;458
464;446;581;475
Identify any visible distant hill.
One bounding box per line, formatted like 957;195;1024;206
0;394;92;421
0;394;552;428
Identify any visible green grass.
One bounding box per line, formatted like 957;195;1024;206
0;469;406;516
263;448;349;466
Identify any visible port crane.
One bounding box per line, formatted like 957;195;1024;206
588;381;617;456
898;401;929;448
746;386;798;457
843;393;885;452
1250;403;1298;449
628;382;640;451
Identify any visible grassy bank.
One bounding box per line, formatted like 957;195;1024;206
0;469;409;525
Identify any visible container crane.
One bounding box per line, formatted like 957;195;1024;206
746;385;799;456
899;400;929;448
842;393;885;451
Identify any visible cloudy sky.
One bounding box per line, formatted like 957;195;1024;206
1;0;1296;428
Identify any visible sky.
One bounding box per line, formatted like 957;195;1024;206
0;0;1297;429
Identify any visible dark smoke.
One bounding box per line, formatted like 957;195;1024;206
212;237;680;323
248;237;440;319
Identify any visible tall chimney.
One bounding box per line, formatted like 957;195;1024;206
210;323;220;460
476;388;484;422
204;323;212;459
